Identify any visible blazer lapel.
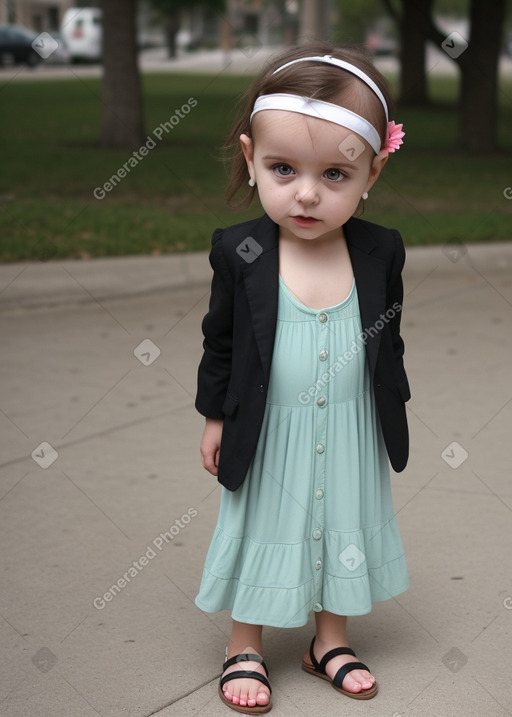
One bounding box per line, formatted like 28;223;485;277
241;214;279;383
344;217;387;379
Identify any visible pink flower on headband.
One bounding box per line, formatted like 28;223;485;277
383;121;405;153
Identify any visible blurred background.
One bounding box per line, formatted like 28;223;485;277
1;0;511;262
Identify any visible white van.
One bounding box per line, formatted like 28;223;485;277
61;8;102;62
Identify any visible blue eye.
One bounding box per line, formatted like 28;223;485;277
324;168;344;182
273;163;294;176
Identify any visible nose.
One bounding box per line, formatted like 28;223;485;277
294;180;319;206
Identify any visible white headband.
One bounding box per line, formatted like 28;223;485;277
250;94;382;154
249;55;387;154
273;55;388;120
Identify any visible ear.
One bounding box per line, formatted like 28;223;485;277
240;133;255;180
364;150;389;194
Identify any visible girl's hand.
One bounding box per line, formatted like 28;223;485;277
200;418;223;476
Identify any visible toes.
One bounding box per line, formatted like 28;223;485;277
239;685;268;707
240;687;253;706
222;683;239;704
222;679;270;706
357;670;375;689
256;689;271;706
247;684;270;706
341;674;363;693
343;670;375;693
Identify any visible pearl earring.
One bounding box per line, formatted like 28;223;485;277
362;192;369;200
248;177;256;187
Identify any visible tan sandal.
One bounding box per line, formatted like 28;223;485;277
301;636;378;700
218;651;272;714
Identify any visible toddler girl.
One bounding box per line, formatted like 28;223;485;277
195;41;410;713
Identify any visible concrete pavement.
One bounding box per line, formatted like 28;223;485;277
1;241;511;716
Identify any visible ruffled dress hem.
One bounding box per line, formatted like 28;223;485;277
194;518;409;627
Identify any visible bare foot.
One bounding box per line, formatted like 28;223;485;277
221;645;271;708
303;637;376;694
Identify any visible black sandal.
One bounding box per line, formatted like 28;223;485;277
218;651;272;714
301;636;378;700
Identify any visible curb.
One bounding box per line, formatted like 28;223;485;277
0;242;511;311
0;251;211;310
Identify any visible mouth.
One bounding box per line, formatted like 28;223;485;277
292;215;319;227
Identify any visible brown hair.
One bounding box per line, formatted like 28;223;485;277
223;41;395;208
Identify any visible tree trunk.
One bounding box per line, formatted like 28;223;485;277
399;0;433;106
165;12;181;59
385;0;506;153
459;0;506;152
101;0;144;149
299;0;328;43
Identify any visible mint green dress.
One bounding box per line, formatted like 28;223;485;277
195;277;409;627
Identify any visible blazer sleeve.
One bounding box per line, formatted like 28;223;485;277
387;229;411;402
195;228;234;419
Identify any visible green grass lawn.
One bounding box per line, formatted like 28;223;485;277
1;71;511;262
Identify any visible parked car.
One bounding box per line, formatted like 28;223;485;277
0;24;41;67
60;7;102;63
366;31;398;57
42;31;71;64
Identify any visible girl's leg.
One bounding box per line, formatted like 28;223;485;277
304;611;375;694
221;619;271;708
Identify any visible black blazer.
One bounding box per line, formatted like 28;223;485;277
196;213;411;492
